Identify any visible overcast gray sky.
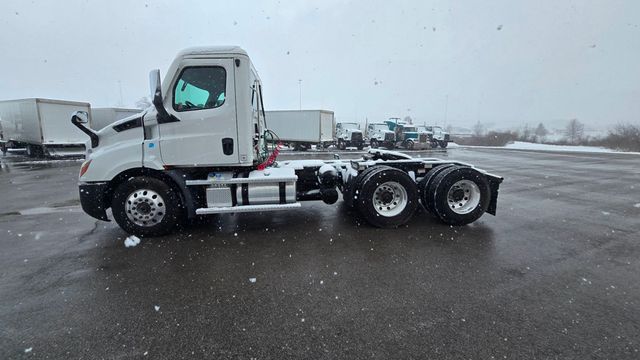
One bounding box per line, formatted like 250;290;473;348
1;0;639;130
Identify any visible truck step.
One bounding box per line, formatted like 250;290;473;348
195;202;301;215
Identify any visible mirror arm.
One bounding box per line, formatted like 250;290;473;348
71;113;99;147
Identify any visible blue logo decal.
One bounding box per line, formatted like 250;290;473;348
148;143;155;148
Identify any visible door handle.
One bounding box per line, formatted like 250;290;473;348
222;138;234;155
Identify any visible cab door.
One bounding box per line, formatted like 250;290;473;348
158;58;238;166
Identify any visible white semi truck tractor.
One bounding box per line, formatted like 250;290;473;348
71;46;503;236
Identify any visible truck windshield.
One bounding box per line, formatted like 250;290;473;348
341;123;359;129
404;127;417;132
371;124;388;131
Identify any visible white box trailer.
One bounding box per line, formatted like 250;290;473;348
91;107;142;131
265;110;335;151
0;98;91;157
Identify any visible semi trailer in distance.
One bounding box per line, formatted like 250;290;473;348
0;98;91;157
91;107;143;131
264;110;335;151
71;46;502;236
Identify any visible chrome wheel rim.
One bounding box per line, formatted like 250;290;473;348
372;181;408;217
447;180;480;214
125;189;165;227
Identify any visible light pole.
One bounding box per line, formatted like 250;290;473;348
444;94;449;126
298;79;302;110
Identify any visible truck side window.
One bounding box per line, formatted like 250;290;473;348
173;66;226;112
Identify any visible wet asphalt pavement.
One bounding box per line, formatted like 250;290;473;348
1;148;639;359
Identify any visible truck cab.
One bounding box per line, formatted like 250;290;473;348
422;125;451;148
335;122;364;150
366;123;395;149
385;119;430;150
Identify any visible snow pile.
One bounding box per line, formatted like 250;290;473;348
634;203;640;208
504;141;614;153
124;235;141;248
458;141;640;154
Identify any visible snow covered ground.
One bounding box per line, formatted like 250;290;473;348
458;141;640;155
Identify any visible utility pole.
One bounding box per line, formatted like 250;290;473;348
298;79;302;110
118;80;124;107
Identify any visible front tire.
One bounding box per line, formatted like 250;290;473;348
439;141;448;148
405;140;415;150
338;139;346;150
370;139;379;149
112;176;185;236
355;167;418;228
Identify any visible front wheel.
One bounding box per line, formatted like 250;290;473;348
439;141;448;148
338;139;346;150
112;176;185;236
370;139;379;149
405;140;415;150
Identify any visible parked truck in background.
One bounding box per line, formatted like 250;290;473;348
265;110;334;151
335;122;364;150
366;122;396;149
385;119;430;150
419;125;450;148
91;107;142;131
71;46;502;236
0;98;91;157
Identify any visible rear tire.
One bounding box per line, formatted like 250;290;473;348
355;167;418;228
112;176;185;236
418;164;457;213
429;166;490;225
370;139;379;149
439;141;448;148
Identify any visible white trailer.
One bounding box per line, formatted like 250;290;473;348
265;110;334;151
91;107;142;131
0;98;91;157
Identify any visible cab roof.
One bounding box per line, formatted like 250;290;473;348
177;46;248;58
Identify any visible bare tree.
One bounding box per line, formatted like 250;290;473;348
520;124;532;142
135;97;152;110
472;121;484;137
565;119;584;144
534;122;548;143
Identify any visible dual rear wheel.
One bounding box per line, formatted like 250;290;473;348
349;165;490;228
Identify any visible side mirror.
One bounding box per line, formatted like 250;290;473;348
148;69;179;124
149;69;162;107
71;111;89;124
71;111;99;148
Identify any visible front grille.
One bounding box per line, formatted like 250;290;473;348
351;133;363;142
419;134;428;142
444;134;450;141
384;133;394;141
